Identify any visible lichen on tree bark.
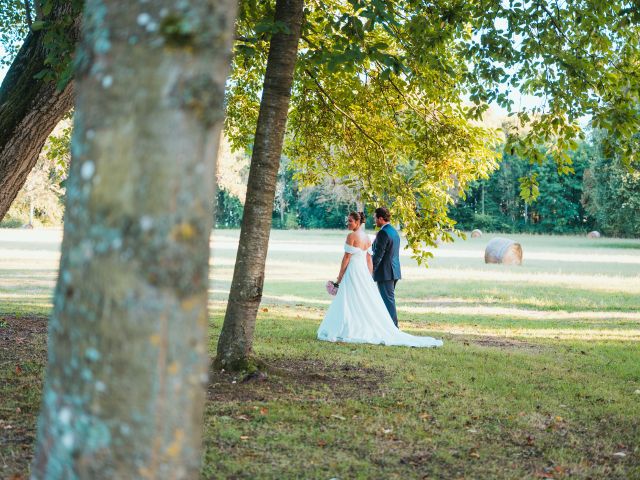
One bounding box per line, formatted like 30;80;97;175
32;1;237;478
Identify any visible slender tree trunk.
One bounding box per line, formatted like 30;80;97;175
215;0;304;370
0;3;80;220
278;183;285;226
31;0;236;478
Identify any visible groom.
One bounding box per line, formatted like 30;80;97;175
371;207;401;327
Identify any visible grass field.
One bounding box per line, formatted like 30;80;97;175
1;228;639;479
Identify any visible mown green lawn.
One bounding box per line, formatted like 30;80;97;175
1;228;639;478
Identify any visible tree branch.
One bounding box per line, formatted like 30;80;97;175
24;0;32;28
304;68;386;157
378;64;446;128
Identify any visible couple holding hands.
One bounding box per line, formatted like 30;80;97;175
318;207;443;348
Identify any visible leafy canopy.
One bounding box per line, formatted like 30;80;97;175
227;0;500;263
2;0;638;259
226;0;639;261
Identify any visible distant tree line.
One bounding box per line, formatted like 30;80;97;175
450;133;640;237
217;132;640;238
4;128;638;238
449;144;594;235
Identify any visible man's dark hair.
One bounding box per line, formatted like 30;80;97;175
375;207;390;222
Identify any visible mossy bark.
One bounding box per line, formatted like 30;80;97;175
31;1;236;478
0;3;80;220
215;0;304;370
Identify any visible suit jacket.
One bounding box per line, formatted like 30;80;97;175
372;224;401;282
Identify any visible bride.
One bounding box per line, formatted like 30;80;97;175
317;212;443;348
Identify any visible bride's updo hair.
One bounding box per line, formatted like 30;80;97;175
348;211;362;225
348;211;367;227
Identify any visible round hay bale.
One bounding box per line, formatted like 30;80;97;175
484;237;523;265
587;231;601;239
471;229;482;238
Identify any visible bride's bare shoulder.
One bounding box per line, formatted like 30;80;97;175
345;232;357;245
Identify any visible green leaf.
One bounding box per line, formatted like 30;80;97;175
42;1;53;17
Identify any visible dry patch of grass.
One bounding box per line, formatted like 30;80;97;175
209;358;388;403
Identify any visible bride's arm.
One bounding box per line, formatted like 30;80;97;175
337;233;355;284
366;252;373;275
336;253;351;284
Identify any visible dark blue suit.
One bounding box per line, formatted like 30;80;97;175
372;224;401;327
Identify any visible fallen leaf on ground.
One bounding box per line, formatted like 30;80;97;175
535;471;554;479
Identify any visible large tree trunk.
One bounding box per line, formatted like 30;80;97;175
215;0;304;370
31;0;236;478
0;3;80;220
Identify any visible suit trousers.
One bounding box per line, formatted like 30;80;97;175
377;280;398;327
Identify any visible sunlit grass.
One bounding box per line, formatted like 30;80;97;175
2;227;639;339
1;228;639;478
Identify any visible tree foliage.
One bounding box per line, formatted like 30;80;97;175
4;121;70;226
0;0;31;66
227;0;501;263
0;0;82;88
223;0;640;261
2;0;639;250
460;0;640;185
586;131;640;237
450;142;595;234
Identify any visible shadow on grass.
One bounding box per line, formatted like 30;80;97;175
2;312;640;479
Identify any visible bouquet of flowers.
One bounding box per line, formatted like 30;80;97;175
325;280;339;296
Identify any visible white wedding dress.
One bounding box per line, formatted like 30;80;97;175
317;243;443;348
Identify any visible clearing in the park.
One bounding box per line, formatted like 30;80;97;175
1;228;639;478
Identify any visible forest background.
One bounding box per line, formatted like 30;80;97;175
5;120;640;238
